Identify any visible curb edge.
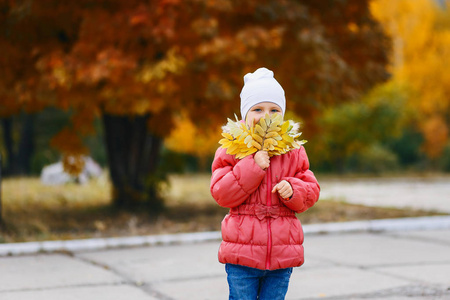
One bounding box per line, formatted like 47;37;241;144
1;215;450;256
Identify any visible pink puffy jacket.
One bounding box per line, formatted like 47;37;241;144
210;146;320;270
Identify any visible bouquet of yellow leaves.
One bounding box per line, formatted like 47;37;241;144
219;113;306;159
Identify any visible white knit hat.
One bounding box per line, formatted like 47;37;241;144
240;67;286;120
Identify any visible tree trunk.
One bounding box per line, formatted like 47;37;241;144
1;113;35;176
2;118;15;175
17;113;35;174
102;113;164;211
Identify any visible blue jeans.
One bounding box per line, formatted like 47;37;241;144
225;264;293;300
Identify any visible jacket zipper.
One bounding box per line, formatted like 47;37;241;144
265;166;272;270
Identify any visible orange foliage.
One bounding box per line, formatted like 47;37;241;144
49;127;89;176
421;116;449;159
50;128;89;157
62;154;86;177
1;0;389;159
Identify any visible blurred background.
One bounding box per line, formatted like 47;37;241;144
0;0;449;243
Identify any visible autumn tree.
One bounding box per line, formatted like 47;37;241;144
0;1;79;174
371;0;450;159
0;0;389;209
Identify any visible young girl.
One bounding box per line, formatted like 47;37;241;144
210;67;320;300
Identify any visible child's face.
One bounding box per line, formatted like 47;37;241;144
246;102;282;127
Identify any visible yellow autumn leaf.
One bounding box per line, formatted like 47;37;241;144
219;114;307;159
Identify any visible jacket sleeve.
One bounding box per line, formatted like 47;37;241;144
281;147;320;213
210;147;266;208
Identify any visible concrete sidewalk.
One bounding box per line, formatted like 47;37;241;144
319;176;450;213
1;224;449;300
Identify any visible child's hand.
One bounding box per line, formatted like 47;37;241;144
254;151;270;170
272;180;293;199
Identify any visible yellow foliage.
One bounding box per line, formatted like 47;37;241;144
219;114;306;159
138;47;186;83
371;0;450;157
164;113;221;157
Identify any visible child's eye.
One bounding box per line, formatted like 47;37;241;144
271;109;280;113
253;108;262;112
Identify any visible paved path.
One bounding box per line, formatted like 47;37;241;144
319;175;450;213
1;226;450;300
